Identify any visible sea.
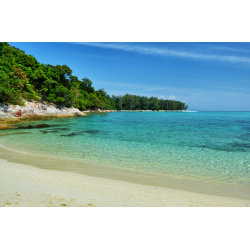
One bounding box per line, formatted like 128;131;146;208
1;111;250;198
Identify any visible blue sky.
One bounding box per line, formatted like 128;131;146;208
9;42;250;111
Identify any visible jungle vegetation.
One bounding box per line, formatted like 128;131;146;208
0;42;188;111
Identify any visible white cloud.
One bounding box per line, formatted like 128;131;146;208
161;95;164;97
75;42;250;65
169;95;176;100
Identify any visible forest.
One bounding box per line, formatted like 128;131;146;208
112;94;187;110
0;42;188;111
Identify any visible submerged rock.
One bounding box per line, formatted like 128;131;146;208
36;124;50;128
17;125;35;129
60;132;82;137
16;123;51;129
83;130;99;134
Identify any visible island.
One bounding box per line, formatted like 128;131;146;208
0;42;187;126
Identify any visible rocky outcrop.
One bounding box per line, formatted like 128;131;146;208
0;101;118;130
0;101;87;119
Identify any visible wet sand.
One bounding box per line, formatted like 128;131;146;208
1;158;250;207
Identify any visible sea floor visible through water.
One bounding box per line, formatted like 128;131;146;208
1;111;250;199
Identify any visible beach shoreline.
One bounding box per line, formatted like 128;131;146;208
1;153;250;207
1;110;250;207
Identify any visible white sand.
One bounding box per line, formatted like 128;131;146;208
1;158;249;207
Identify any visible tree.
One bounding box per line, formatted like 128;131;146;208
0;42;7;55
112;95;123;110
80;78;95;93
140;96;149;110
15;53;38;70
149;97;159;110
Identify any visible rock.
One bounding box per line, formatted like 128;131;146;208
25;113;39;119
0;103;9;112
0;112;13;118
17;125;35;129
22;108;34;114
36;124;50;128
15;109;22;117
0;101;89;120
0;111;7;117
0;124;13;130
39;105;47;110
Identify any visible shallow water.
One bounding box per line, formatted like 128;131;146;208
1;111;250;187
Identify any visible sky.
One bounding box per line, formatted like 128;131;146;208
9;42;250;111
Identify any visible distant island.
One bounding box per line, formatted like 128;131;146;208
0;42;188;111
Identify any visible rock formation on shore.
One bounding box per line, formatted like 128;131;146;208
0;101;87;119
0;101;117;130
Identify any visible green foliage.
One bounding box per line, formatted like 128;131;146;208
15;53;38;69
0;42;6;55
111;94;186;111
0;42;113;109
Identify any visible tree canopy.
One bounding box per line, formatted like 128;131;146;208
111;94;188;110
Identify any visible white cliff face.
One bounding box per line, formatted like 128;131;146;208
0;101;86;118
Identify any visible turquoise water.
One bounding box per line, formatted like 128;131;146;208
1;111;250;186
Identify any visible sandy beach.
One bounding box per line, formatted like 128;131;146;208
1;158;250;207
